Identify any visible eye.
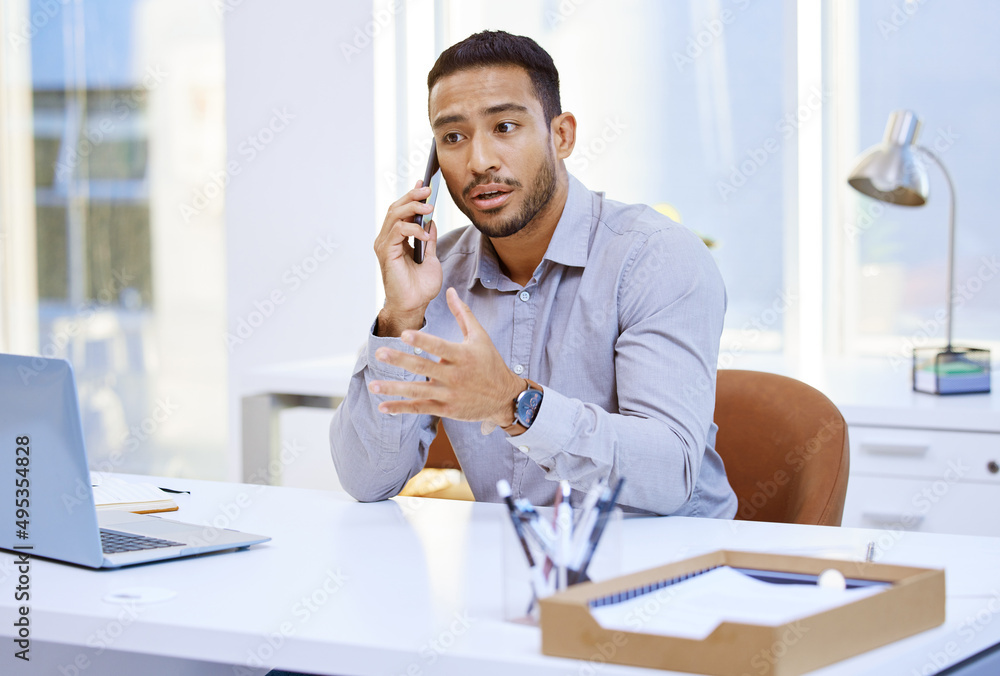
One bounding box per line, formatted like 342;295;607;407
496;121;518;134
443;132;463;144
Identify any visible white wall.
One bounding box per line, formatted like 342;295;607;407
224;2;376;480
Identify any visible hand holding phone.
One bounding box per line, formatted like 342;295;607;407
413;139;441;264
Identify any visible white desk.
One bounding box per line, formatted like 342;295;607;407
2;475;1000;675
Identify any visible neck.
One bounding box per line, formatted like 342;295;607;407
490;170;570;287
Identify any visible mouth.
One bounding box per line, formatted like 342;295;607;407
468;183;514;210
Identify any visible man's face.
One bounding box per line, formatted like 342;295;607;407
429;66;557;238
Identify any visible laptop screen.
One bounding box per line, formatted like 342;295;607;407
0;354;105;568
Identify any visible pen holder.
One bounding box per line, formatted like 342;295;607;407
501;505;622;625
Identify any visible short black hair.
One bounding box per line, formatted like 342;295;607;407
427;30;562;123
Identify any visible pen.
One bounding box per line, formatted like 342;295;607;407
556;481;572;590
497;480;548;604
574;479;606;530
569;480;607;566
571;477;625;585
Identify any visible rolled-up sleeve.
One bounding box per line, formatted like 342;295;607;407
329;321;437;502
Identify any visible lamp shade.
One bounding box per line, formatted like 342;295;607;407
847;110;929;206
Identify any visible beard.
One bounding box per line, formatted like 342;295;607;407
452;149;557;239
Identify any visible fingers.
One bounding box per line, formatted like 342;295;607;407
446;287;482;340
369;378;440;404
378;187;434;244
399;328;459;362
387;184;432;214
372;347;443;380
376;395;445;416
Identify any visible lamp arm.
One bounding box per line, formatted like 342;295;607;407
916;146;957;351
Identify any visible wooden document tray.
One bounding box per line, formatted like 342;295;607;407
539;550;945;676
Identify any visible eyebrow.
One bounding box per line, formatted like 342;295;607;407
432;103;531;130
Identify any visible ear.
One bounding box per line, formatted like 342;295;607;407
550;111;577;160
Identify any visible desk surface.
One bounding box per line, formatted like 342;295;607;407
2;475;1000;676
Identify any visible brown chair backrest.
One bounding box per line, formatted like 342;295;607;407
714;370;850;526
426;424;459;470
426;370;850;525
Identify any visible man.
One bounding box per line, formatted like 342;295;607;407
330;30;736;517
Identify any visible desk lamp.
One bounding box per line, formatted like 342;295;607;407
847;110;990;394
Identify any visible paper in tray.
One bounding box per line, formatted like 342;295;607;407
539;549;945;676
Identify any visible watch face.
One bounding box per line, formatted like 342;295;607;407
516;389;543;428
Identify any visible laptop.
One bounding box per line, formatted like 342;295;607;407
0;353;270;568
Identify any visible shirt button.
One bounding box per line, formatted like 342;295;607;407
513;364;524;375
519;291;530;302
518;445;530;454
413;347;423;355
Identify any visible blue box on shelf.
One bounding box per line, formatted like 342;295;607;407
912;347;991;395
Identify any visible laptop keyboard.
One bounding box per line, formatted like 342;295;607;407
100;528;184;554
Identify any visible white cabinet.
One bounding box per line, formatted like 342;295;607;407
826;360;999;536
842;427;1000;536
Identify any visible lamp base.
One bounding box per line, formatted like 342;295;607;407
912;347;991;395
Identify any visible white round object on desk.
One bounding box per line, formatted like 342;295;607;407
817;568;847;591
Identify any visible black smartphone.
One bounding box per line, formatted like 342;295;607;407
413;139;441;264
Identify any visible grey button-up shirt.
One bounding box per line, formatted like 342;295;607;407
331;175;737;517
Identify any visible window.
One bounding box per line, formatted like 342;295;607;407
1;0;227;478
828;0;1000;359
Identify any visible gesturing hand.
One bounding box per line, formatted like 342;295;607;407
369;287;525;427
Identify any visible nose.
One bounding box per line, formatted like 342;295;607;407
468;133;501;176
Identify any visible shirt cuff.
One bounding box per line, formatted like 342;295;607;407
504;386;578;464
362;317;425;381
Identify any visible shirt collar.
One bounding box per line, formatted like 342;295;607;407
468;173;592;290
541;174;592;269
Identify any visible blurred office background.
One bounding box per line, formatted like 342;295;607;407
0;0;997;483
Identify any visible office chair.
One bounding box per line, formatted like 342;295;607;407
713;369;850;526
399;422;472;500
